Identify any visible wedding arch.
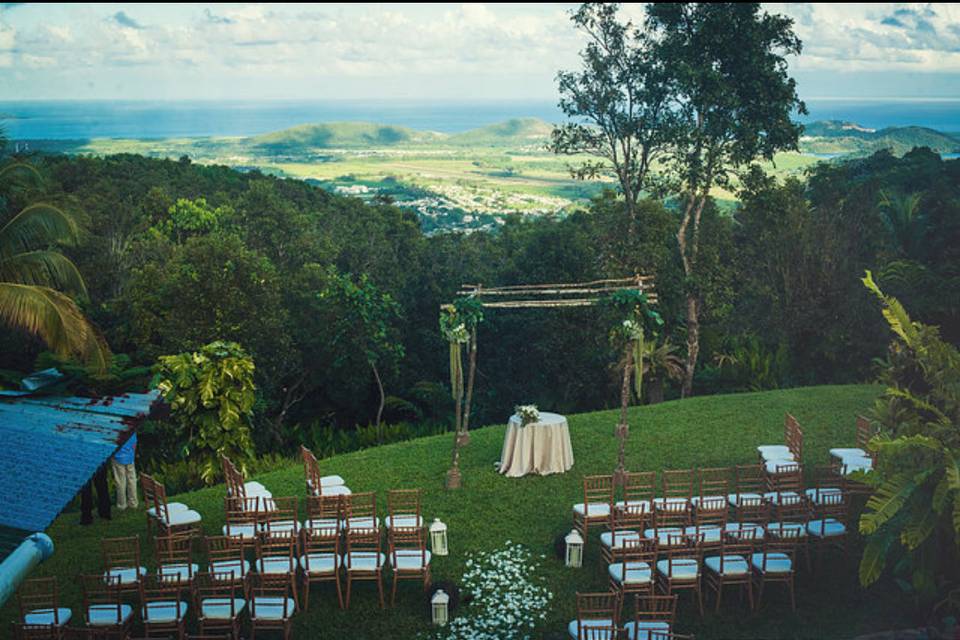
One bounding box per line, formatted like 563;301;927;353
440;275;659;489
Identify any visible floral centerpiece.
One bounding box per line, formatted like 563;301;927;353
426;542;552;640
515;404;540;426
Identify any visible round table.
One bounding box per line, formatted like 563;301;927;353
498;412;574;477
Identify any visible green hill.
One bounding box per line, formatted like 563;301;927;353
251;121;444;151
7;385;911;638
447;117;554;146
801;119;960;156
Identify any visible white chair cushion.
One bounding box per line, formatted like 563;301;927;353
307;474;346;488
763;491;803;506
260;556;296;574
624;621;671;640
385;515;424;529
655;558;700;579
345;551;384;571
567;619;617;640
251;596;295;621
705;554;749;576
724;522;764;540
209;558;251;579
312;484;352;497
200;597;245;620
608;561;652;585
142;600;188;623
830;447;866;458
160;509;202;526
147;502;189;518
684;524;723;543
341;516;380;531
727;492;764;507
757;445;792;457
643;527;684;547
300;552;338;574
652;497;689;509
805;487;843;505
765;521;806;538
87;604;132;626
807;518;846;538
157;563;198;582
751;552;792;573
392;549;431;570
222;523;257;540
263;519;301;535
104;566;145;585
305;518;339;533
614;500;651;515
573;502;610;518
691;495;727;510
839;455;873;474
764;459;799;473
600;530;641;549
24;608;72;626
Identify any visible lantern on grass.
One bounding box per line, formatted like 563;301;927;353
565;529;584;568
430;518;448;556
431;589;450;626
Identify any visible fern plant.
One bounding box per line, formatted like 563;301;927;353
858;270;960;616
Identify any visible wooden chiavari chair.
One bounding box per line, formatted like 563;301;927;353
806;491;850;570
386;489;423;530
623;593;677;640
300;516;343;610
205;535;250;591
608;536;657;603
301;445;350;498
140;473;191;539
654;470;694;518
154;531;199;590
80;574;132;637
194;571;246;638
655;533;704;616
101;536;146;597
153;481;202;536
388;525;431;606
221;454;272;501
805;463;845;506
603;473;653;564
686;493;727;551
568;591;621;640
249;574;295;640
344;526;385;609
573;475;614;540
644;499;689;549
704;526;759;612
255;531;300;610
728;464;767;522
342;491;380;533
222;496;260;550
752;524;801;611
305;495;341;537
262;496;300;538
14;577;69;640
139;574;189;640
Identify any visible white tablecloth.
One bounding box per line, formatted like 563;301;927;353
498;412;574;478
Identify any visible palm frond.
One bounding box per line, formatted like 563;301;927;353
859;529;895;586
862;270;919;345
0;283;109;371
0;203;79;259
860;472;923;535
0;160;44;184
0;250;88;296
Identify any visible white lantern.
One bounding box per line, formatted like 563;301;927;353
430;518;448;556
431;589;450;626
565;529;584;568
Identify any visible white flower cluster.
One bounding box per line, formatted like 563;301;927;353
621;318;643;339
515;404;540;426
430;542;552;640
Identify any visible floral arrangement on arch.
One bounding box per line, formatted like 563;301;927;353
426;542;552;640
515;404;540;426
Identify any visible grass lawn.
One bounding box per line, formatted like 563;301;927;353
2;384;912;639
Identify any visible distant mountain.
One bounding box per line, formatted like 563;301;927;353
251;121;444;150
446;118;554;146
801;120;960;155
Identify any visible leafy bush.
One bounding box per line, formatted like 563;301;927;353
858;271;960;616
153;340;256;484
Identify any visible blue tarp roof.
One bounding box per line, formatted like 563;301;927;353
0;391;159;533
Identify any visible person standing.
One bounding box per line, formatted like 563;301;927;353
79;466;111;525
111;433;139;510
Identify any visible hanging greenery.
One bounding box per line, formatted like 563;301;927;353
605;289;663;401
439;307;469;400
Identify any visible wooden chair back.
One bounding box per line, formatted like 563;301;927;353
387;489;422;526
16;578;62;626
101;536;142;579
345;527;382;571
343;491;378;531
575;591;620;626
81;574;125;627
583;475;615;507
262;495;299;537
306;495;341;536
631;593;678;624
154;532;195;581
661;469;695;501
204;536;248;585
697;467;730;499
611;536;658;566
784;413;803;462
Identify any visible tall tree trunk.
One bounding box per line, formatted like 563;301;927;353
681;295;700;398
446;344;464;489
615;341;634;485
371;361;385;441
677;191;709;398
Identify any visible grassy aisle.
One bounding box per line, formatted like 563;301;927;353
2;385;910;639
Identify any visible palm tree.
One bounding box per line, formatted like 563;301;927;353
878;190;927;259
0;159;110;371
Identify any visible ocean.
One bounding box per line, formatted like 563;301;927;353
0;98;959;140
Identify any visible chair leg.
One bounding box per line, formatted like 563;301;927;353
302;578;310;611
789;577;796;612
336;576;344;609
697;583;704;617
345;575;352;609
377;574;385;609
391;574;398;607
715;581;723;613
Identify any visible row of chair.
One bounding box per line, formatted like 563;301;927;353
758;414;876;477
568;593;693;640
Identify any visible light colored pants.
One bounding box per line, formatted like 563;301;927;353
111;459;139;509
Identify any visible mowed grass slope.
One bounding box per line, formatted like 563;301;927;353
3;385;911;639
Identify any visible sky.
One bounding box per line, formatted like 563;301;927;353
2;3;960;102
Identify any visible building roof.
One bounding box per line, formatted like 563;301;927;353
0;391;159;533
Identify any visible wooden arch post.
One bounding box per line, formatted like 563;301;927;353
441;275;657;489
